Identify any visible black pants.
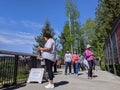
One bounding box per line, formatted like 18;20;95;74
54;61;57;72
88;60;94;77
45;59;54;80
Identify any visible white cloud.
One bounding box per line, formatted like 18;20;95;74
0;17;43;53
12;38;34;45
0;31;35;45
0;17;43;30
0;17;17;25
21;20;43;29
0;36;13;44
16;32;35;39
0;30;35;39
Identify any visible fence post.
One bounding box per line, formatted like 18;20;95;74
13;55;19;85
31;56;37;68
110;35;117;75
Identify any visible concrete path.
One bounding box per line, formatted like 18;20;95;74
9;67;120;90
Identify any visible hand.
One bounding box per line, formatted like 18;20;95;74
38;46;43;51
41;50;43;53
37;55;42;60
37;46;41;49
91;52;94;55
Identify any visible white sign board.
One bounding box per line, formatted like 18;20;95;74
27;68;44;83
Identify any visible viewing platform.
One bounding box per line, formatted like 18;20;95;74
1;50;120;90
3;67;120;90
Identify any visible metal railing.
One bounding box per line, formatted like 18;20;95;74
103;18;120;76
0;50;40;88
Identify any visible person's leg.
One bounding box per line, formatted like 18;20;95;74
88;61;92;79
69;62;72;74
81;63;85;71
65;62;68;75
93;60;95;70
83;64;86;70
73;63;75;74
45;59;54;88
54;61;57;72
78;63;80;71
75;63;79;76
88;61;90;77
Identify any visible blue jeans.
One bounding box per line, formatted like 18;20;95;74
74;63;79;74
65;62;71;74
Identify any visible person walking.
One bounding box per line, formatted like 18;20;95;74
84;44;94;79
38;32;56;88
71;50;79;76
64;51;72;75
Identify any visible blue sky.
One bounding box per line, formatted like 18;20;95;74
0;0;98;54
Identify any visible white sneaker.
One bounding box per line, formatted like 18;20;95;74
45;83;54;89
75;74;78;76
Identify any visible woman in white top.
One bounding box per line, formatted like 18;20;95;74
38;32;56;88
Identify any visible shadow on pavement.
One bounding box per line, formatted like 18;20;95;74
93;75;98;78
54;71;63;75
78;73;84;75
54;81;69;87
2;84;26;90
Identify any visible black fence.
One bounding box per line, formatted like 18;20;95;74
103;18;120;76
0;50;40;88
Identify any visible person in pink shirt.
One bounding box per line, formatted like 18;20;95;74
84;44;94;79
71;50;79;76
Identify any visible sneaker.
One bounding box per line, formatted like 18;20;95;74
45;83;54;89
64;73;67;75
88;76;92;79
75;74;78;76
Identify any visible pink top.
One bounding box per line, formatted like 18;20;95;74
71;54;79;63
84;49;94;61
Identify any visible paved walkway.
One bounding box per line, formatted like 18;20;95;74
5;67;120;90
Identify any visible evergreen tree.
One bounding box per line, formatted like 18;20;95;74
94;0;120;55
33;19;55;54
91;0;120;69
59;21;71;56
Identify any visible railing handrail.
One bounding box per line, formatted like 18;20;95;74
0;50;39;88
0;50;36;56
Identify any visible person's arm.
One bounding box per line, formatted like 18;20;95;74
85;50;93;57
70;54;72;62
38;39;54;52
71;54;74;63
64;55;66;64
89;51;94;56
38;46;51;52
